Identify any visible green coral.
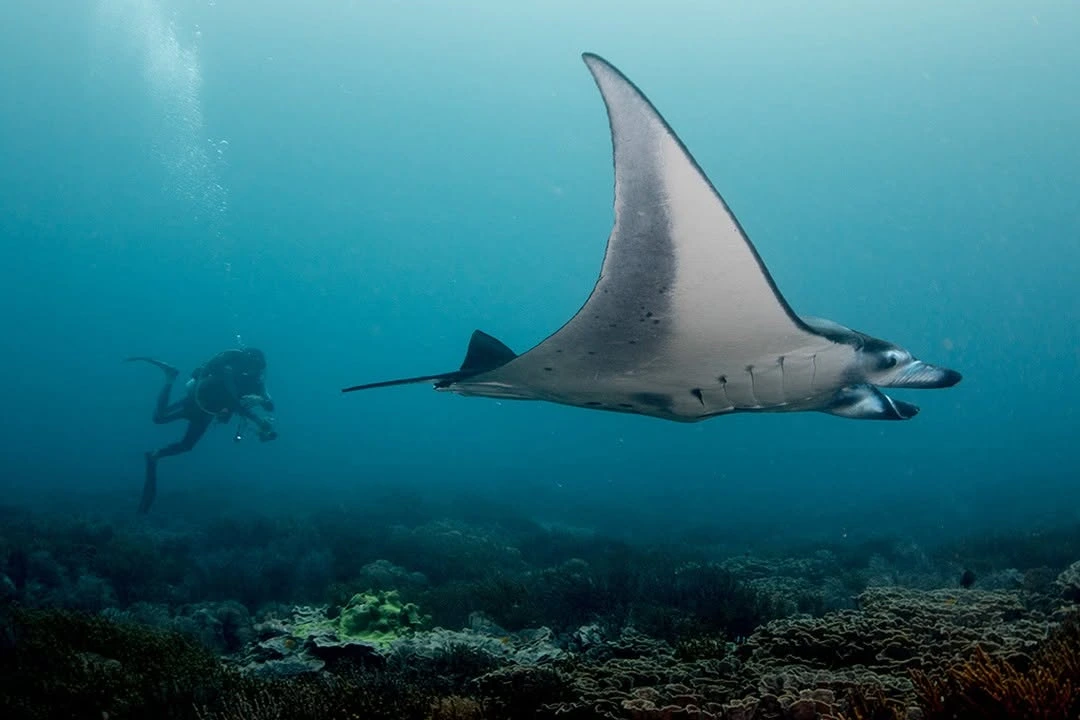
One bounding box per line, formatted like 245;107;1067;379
292;589;430;646
338;589;428;644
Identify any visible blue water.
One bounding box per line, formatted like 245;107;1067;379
2;0;1078;544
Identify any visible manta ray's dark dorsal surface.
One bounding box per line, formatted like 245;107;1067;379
343;53;962;422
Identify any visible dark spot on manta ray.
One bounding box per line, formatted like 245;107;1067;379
652;319;660;325
617;403;634;409
690;388;704;406
587;351;596;355
646;311;653;317
628;340;637;345
718;375;727;385
543;367;553;372
584;401;602;407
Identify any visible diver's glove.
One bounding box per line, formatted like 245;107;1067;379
255;414;277;442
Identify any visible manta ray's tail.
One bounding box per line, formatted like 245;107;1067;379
341;330;516;394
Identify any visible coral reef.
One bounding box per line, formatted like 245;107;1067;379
737;586;1051;705
4;503;1080;719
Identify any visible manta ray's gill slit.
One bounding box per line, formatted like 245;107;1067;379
690;388;705;406
778;356;786;397
746;365;759;405
717;375;731;406
811;355;818;391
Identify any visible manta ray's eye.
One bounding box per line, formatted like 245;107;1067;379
881;353;899;369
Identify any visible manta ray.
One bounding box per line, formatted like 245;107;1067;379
343;53;961;422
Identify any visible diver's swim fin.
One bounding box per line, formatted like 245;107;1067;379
125;356;179;379
138;452;157;515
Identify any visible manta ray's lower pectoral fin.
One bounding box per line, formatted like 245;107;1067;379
821;384;919;421
341;330;517;394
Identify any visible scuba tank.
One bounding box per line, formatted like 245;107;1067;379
189;349;274;442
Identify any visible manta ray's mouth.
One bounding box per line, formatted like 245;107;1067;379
886;361;963;389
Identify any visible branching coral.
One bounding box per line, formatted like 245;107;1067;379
836;686;906;720
195;669;439;720
911;613;1080;719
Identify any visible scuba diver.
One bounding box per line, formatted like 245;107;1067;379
126;347;278;514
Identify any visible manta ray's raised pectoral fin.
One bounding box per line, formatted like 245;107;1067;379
820;384;919;421
459;53;836;401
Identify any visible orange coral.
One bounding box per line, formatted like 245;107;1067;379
911;613;1080;720
428;695;484;720
837;686;906;720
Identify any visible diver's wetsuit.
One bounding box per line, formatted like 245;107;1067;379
148;350;273;456
149;375;218;459
130;348;275;513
